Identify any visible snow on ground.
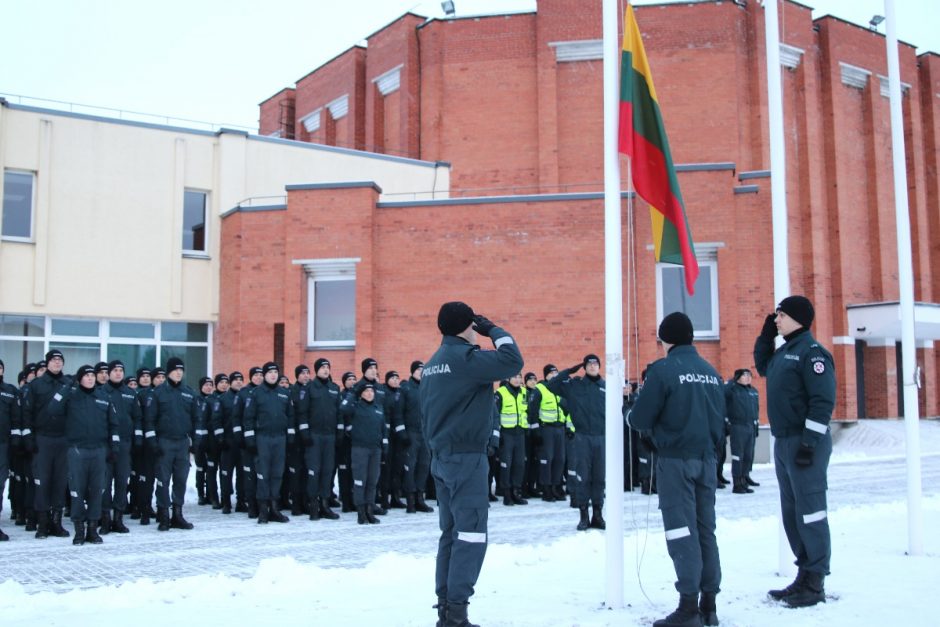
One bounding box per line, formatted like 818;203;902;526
1;419;938;626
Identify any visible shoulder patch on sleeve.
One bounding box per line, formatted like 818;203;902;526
812;361;826;375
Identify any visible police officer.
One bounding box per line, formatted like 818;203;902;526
398;360;434;514
340;381;388;524
754;295;835;608
48;365;120;545
522;372;541;497
235;367;263;518
195;376;222;509
495;373;528;506
629;312;726;627
353;359;391;514
526;365;567;502
384;370;407;509
22;349;73;539
213;372;241;514
100;360;140;534
547;354;607;531
336;372;358;512
725;369;759;494
419;302;523;627
94;362;109;387
0;359;20;541
300;358;342;520
243;362;292;524
132;367;157;524
286;365;312;516
636;368;657;496
143;357;203;531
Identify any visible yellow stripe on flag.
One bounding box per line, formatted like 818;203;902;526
623;4;658;103
649;206;664;261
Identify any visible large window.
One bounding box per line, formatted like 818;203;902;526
2;170;35;241
0;315;211;388
295;258;359;349
182;190;207;254
656;256;720;339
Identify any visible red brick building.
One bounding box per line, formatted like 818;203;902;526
222;0;940;420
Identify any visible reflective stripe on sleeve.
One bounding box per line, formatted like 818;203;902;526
299;424;309;430
134;430;143;436
731;455;740;461
494;337;514;348
243;430;255;437
233;426;243;433
112;435;120;442
11;429;21;436
287;428;296;435
805;419;828;434
21;429;31;436
214;428;225;436
195;429;209;435
395;425;406;432
664;526;691;541
144;431;156;438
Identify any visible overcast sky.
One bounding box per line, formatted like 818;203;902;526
1;0;936;131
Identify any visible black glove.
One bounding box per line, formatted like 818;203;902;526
220;436;231;451
640;434;658;453
760;313;778;340
398;432;412;448
106;447;118;464
134;435;144;449
565;429;575;441
472;314;496;338
146;438;161;458
301;430;314;447
795;444;814;467
754;424;759;439
245;436;257;455
531;430;543;447
568;363;583;374
287;432;296;447
486;444;497;457
24;433;38;454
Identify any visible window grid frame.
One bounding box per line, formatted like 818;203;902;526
1;169;37;243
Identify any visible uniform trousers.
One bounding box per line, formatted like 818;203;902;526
254;433;286;502
68;446;106;523
774;434;832;574
402;433;431;495
729;424;755;479
304;433;336;501
574;433;605;507
537;423;565;488
498;428;526;490
432;450;489;605
155;438;190;508
351;445;381;507
33;434;69;511
102;440;132;512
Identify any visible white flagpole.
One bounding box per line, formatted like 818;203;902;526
602;0;625;609
883;0;924;556
762;0;794;577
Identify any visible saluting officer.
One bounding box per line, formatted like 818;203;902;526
754;296;835;609
629;312;726;627
300;358;342;520
48;364;120;546
242;362;293;524
419;302;523;627
547;354;607;531
143;357;203;531
100;360;140;534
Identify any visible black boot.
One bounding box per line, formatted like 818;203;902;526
139;506;150;525
553;485;566;501
72;521;85;546
590;504;606;530
541;486;556;502
357;504;367;525
785;571;825;608
170;505;194;529
257;502;269;524
732;477;753;494
503;491;513;506
577;506;590;531
328;494;341;508
248;499;259;519
269;500;289;523
389;489;406;509
85;520;103;544
309;497;322;521
211;495;223;510
157;507;170;531
111;510;129;533
444;601;479;627
699;591;718;626
98;511;111;535
342;500;355;513
406;493;416;514
415;492;434;513
717;472;730;486
50;508;70;537
221;496;232;515
641;478;652;495
319;499;340;520
235;500;248;513
488;489;498;503
434;598;447;627
745;474;760;487
511;488;528;505
34;510;50;539
15;508;26;526
196;470;207;505
365;504;380;524
768;569;806;601
372;502;387;516
0;526;8;541
25;510;37;532
653;593;703;627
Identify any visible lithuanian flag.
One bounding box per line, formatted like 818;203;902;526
618;2;699;295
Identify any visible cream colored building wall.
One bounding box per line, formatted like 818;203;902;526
0;103;449;324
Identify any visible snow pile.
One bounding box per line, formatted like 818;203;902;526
833;418;940;462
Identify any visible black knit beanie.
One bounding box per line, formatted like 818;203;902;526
658;312;694;346
777;295;815;328
437;301;475;336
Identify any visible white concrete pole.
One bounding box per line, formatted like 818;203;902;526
602;0;625;609
762;0;794;577
884;0;923;556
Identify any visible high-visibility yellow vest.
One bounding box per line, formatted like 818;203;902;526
535;382;561;423
496;386;528;429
